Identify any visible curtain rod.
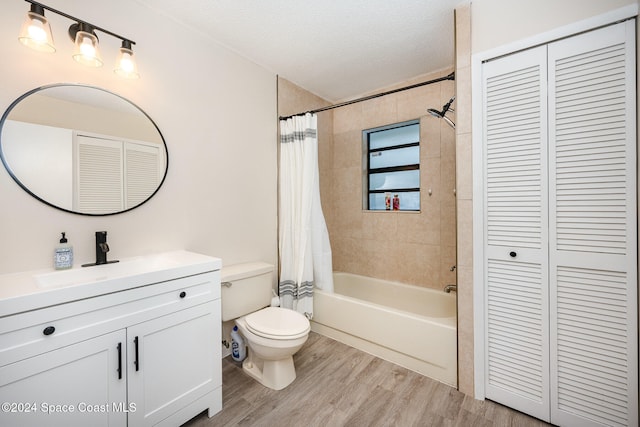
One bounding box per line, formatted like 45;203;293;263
279;71;455;121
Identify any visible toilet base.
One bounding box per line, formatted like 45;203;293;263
242;354;296;390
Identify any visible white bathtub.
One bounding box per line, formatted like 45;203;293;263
311;272;457;386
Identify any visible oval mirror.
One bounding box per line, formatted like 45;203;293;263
0;84;168;215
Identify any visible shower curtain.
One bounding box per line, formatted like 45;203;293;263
278;113;333;319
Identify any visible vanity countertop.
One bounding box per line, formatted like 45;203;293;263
0;250;221;317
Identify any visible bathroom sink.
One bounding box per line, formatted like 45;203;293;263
33;251;216;290
35;259;146;288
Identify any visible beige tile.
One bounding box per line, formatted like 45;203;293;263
441;135;456;204
397;84;440;122
361;211;398;242
362;93;398;129
334;102;363;134
377;241;439;287
455;66;472;135
411;243;442;289
331;236;364;273
340;209;364;240
456;199;473;270
441;119;456;161
332;166;360;196
423;157;442;204
441;245;457;286
358;237;393;279
333;130;362;169
455;3;471;70
421;117;441;159
329;237;346;272
440;79;456;105
420;185;441;221
456;132;473;200
441;200;457;248
277;77;331;117
396;212;440;246
457;265;474;396
318;138;333;175
319;170;334;212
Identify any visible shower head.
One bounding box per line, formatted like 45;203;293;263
441;115;456;129
441;96;455;114
427;108;443;118
427;96;456;129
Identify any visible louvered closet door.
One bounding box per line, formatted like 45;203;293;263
482;46;550;421
548;21;638;427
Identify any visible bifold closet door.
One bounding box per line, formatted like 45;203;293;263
482;19;638;427
548;21;638;427
482;45;550;421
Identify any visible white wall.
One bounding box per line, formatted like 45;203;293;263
0;0;277;273
472;0;636;53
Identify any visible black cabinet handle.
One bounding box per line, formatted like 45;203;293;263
509;251;517;258
134;336;139;372
43;326;55;336
179;291;186;299
117;343;122;380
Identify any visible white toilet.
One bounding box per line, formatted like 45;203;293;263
221;262;310;390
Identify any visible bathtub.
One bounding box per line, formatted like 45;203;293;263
311;272;457;386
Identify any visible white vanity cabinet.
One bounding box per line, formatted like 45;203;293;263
0;251;222;427
127;299;219;426
0;329;128;427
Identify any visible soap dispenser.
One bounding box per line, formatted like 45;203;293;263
54;232;73;270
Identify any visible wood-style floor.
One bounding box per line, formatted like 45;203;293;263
184;332;550;427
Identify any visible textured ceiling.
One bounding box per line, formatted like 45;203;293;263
136;0;458;102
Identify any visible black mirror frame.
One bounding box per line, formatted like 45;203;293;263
0;83;169;216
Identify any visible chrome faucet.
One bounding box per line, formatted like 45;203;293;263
82;231;119;267
444;284;457;293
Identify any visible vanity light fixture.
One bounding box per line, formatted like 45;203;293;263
18;2;55;53
18;0;139;78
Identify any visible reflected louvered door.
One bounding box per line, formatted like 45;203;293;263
74;134;124;213
548;21;637;427
482;45;550;421
124;142;161;209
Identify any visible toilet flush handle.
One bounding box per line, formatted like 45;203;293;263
221;281;233;287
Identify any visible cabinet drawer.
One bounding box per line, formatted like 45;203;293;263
0;271;220;366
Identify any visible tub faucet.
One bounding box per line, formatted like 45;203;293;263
82;231;119;267
444;284;457;293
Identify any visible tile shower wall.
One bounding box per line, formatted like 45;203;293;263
278;73;456;291
326;71;456;290
455;2;474;396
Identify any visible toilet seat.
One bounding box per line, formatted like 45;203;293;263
244;307;310;340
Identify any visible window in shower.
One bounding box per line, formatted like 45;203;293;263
363;120;420;211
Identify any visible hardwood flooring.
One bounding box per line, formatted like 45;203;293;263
184;332;550;427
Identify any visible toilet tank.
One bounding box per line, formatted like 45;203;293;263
221;262;274;321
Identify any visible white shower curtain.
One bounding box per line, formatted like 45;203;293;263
279;113;333;319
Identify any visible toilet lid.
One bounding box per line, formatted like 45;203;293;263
245;307;310;338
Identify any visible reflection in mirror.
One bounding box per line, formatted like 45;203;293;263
0;84;168;215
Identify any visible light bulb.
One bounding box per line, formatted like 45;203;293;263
114;42;139;79
72;29;103;67
119;52;134;73
79;36;96;57
27;20;47;42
